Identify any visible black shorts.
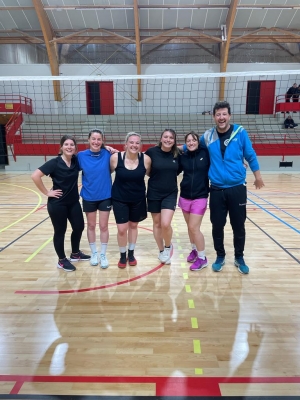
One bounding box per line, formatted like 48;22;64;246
112;198;147;224
147;194;177;213
82;198;112;213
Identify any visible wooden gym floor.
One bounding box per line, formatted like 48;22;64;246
0;171;300;399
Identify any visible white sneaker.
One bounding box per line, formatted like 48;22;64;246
90;252;98;266
99;253;109;269
159;245;172;264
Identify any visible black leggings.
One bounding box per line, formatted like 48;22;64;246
209;184;247;258
47;201;84;259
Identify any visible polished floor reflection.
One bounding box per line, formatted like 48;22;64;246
0;172;300;398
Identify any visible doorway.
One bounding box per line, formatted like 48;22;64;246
246;80;276;114
86;81;114;115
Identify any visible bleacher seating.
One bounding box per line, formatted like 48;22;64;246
20;113;297;145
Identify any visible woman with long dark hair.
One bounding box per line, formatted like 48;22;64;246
31;135;90;272
145;129;179;264
178;131;210;271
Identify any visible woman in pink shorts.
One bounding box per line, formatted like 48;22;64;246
178;131;210;271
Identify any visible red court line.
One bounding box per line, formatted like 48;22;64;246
15;263;166;294
2;375;300;396
15;224;160;295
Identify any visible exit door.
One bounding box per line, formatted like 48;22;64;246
86;81;114;115
246;80;276;114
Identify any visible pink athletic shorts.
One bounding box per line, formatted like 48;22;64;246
178;196;208;216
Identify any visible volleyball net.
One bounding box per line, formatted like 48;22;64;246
1;69;300;162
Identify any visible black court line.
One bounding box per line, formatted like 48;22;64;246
247;216;300;264
0;396;299;400
0;216;49;253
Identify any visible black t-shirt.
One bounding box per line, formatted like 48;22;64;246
217;124;234;158
145;146;178;200
112;152;146;202
38;156;80;205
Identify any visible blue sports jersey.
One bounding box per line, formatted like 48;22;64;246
77;148;112;201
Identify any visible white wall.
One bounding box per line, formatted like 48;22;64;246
0;63;300;115
6;154;300;172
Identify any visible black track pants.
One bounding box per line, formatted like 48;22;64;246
47;201;84;259
209;184;247;258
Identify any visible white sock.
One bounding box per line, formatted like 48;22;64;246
128;243;135;251
89;242;97;254
197;250;206;260
119;246;127;253
191;243;196;250
101;243;107;255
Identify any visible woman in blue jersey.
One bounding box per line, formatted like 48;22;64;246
77;129;112;269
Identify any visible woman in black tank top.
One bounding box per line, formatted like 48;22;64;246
110;132;151;268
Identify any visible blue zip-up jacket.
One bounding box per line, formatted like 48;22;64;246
200;124;259;189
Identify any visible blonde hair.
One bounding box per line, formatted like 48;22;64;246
125;132;142;142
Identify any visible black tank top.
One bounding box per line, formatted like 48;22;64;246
112;152;146;202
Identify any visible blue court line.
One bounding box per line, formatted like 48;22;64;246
248;190;300;223
247;197;300;234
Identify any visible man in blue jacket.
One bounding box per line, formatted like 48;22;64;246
201;101;264;274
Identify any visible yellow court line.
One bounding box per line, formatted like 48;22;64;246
0;183;42;233
195;368;203;375
185;284;191;293
188;299;195;308
193;339;201;354
191;317;198;329
25;237;53;262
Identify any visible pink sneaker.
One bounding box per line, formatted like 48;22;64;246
190;257;208;271
187;249;197;263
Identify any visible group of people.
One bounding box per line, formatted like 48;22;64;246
31;101;265;275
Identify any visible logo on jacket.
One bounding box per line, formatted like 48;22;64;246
224;139;230;146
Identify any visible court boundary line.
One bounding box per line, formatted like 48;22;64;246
1;374;300;397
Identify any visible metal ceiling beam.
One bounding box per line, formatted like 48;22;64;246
189;39;220;59
2;27;300;33
141;28;180;44
1;35;300;45
219;0;239;100
231;27;268;42
183;28;222;42
12;29;45;43
133;0;142;102
49;29;89;43
1;5;300;10
32;0;61;101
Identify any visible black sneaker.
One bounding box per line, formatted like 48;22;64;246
128;249;137;266
70;250;91;262
57;258;76;272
